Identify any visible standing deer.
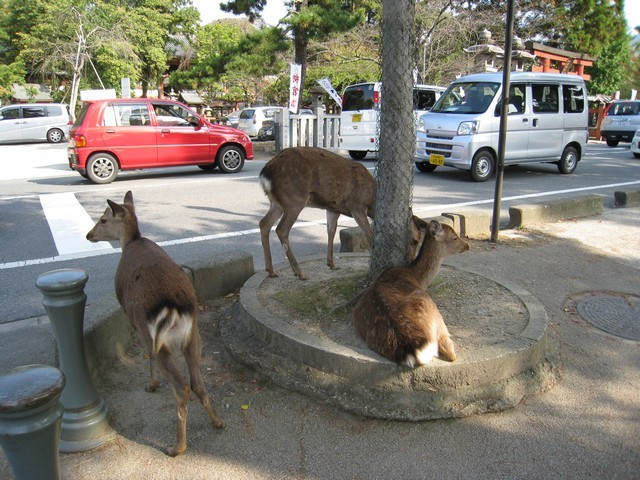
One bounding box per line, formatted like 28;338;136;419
353;220;469;367
259;147;376;280
86;191;224;457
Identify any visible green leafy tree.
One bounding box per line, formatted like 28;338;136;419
221;0;369;86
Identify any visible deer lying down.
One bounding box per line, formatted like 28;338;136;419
353;221;469;367
86;191;224;457
259;147;376;279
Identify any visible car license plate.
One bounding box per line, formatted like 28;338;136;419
352;114;362;122
429;153;445;166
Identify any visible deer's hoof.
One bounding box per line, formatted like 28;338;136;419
166;444;186;457
145;382;159;393
213;418;226;429
267;271;279;278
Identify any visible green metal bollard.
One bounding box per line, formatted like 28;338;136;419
36;268;114;453
0;364;65;480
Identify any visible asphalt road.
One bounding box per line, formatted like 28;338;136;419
1;140;639;326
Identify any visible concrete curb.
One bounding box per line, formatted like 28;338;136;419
340;189;640;246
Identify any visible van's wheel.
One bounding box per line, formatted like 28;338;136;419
348;151;367;160
216;145;245;173
415;161;437;173
87;153;119;184
557;146;578;174
634;152;640;159
47;128;64;143
470;149;495;182
606;139;619;147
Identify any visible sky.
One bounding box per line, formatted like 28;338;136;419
195;1;639;32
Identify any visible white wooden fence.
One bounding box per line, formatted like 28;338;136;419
274;108;340;152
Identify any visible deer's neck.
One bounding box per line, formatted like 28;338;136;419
407;236;444;287
120;222;142;250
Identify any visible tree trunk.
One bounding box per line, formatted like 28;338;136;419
369;0;416;280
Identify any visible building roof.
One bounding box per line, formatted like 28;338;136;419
180;90;205;105
11;84;53;103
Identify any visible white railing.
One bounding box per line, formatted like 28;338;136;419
274;108;340;152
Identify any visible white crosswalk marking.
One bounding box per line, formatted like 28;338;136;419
40;193;114;255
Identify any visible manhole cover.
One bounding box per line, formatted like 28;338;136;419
577;294;640;341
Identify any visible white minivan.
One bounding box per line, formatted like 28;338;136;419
339;82;446;159
0;103;72;143
415;72;589;181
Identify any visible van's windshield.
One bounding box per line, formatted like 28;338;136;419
431;82;500;114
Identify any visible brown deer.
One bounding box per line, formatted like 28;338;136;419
86;191;224;457
259;147;376;279
353;220;469;367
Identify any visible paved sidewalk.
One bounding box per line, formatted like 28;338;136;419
1;206;639;479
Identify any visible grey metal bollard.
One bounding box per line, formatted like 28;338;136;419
36;268;114;453
0;364;65;480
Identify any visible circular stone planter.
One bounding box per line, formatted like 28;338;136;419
221;254;559;420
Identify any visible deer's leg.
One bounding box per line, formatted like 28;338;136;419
326;211;340;270
352;210;373;246
259;202;284;277
155;348;190;457
275;205;306;279
183;328;225;430
145;354;161;392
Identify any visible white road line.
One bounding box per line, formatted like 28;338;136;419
2;179;640;271
40;193;114;256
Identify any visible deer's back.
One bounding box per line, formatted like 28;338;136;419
115;237;197;323
260;147;375;214
354;267;434;363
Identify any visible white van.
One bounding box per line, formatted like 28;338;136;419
339;82;446;159
415;72;589;181
0;103;72;143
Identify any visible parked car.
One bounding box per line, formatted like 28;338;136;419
225;110;241;128
600;100;640;147
631;129;640;159
257;119;275;141
237;106;282;137
415;72;588;181
0;103;72;143
67;98;253;184
339;82;446;159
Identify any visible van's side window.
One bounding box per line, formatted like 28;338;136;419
532;84;559;113
494;84;526;116
0;107;19;120
46;106;62;117
563;85;585;113
23;106;46;118
414;90;436;110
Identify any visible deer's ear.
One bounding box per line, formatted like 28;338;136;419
411;215;429;231
107;199;125;217
429;220;443;239
124;191;134;206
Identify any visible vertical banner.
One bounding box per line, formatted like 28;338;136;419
289;63;302;113
316;78;342;108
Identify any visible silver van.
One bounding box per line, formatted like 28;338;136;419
0;103;72;143
415;72;588;181
339;82;446;159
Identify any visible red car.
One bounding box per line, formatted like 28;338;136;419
68;98;254;184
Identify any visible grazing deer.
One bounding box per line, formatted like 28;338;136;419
353;220;469;367
259;147;376;279
86;191;224;457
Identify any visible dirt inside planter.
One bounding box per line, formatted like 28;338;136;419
256;255;529;358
